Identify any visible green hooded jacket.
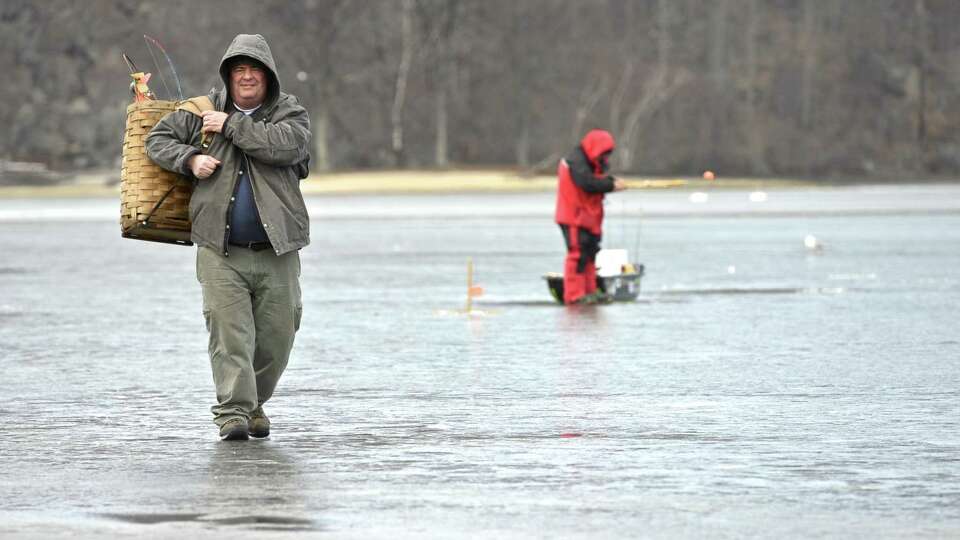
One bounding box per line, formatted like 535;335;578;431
146;34;311;256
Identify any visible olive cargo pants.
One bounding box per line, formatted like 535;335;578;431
196;246;302;426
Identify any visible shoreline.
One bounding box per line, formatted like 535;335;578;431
0;168;823;199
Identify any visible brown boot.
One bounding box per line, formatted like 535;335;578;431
249;407;270;438
219;417;249;441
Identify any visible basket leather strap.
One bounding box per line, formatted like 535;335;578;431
175;96;216;150
141;183;182;227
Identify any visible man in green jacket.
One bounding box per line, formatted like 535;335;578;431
146;34;311;441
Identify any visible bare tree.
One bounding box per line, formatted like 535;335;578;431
799;1;818;131
697;0;730;168
913;0;930;146
618;67;690;170
572;77;609;142
391;0;415;166
608;62;635;139
744;0;770;175
416;0;461;168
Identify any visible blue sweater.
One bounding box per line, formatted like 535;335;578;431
228;166;269;244
227;105;269;245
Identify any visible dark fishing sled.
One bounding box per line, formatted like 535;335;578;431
543;262;644;304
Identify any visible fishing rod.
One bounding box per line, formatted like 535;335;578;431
122;53;155;102
143;34;183;101
122;52;138;74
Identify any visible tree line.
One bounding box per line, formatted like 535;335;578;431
1;0;959;181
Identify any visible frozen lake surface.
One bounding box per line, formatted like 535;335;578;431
1;185;958;538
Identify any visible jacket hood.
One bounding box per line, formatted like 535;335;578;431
218;34;280;110
580;129;616;164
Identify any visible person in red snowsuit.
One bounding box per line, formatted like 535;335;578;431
555;129;627;304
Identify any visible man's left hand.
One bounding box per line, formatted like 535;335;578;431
201;111;229;134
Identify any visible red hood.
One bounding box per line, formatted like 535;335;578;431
579;129;616;165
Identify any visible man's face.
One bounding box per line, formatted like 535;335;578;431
598;150;613;173
230;61;267;109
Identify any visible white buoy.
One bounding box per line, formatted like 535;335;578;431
749;191;768;202
689;192;709;203
727;265;736;274
804;234;823;252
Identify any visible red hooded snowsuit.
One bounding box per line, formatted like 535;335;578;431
555;130;617;304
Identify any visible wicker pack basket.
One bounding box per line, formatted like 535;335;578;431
120;100;192;245
120;100;200;246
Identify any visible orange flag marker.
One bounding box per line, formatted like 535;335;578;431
466;259;485;314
